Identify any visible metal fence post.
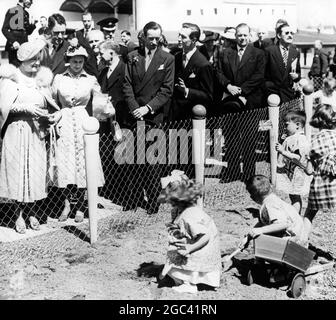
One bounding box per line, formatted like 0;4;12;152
268;94;280;186
82;117;100;244
302;83;314;142
192;105;207;208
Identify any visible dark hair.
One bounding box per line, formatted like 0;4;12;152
236;23;250;33
276;18;288;27
246;175;271;199
19;0;33;3
310;104;336;129
182;22;201;41
48;13;66;30
159;34;169;47
143;21;162;37
158;176;203;208
284;110;306;127
121;30;131;36
276;23;290;36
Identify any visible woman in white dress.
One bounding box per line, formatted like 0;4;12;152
51;42;112;223
0;39;61;233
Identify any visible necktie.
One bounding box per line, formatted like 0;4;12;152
238;48;244;62
182;53;187;68
282;47;288;68
145;50;152;71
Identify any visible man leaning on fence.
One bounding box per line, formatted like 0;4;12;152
122;21;175;214
215;23;266;183
309;40;329;91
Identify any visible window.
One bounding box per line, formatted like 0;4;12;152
247;8;250;15
200;9;204;15
214;8;217;15
272;9;275;15
234;8;237;14
187;9;191;15
284;9;286;15
260;9;262;14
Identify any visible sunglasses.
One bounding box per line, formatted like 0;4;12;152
284;31;294;35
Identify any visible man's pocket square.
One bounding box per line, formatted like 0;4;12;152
158;64;165;70
189;73;196;78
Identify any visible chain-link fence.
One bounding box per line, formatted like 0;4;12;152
0;96;308;245
311;76;324;92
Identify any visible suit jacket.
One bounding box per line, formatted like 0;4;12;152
253;40;272;51
172;49;213;121
265;44;301;103
119;41;138;62
47;39;98;78
2;4;36;52
98;59;127;126
310;48;329;77
123;48;175;126
216;45;266;109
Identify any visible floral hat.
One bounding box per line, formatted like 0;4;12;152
65;38;88;58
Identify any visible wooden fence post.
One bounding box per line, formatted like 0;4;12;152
303;83;314;142
83;117;100;244
192;105;207;208
268;94;281;186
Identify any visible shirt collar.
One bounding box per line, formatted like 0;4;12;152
109;56;120;70
237;45;247;53
280;44;289;52
63;69;89;78
184;47;197;61
145;47;157;57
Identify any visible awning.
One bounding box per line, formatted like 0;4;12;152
59;0;87;12
60;0;132;14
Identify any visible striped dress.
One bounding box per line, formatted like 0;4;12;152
308;129;336;210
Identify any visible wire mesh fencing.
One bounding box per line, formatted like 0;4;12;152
0;99;305;247
311;76;324;92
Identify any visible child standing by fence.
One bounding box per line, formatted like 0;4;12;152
275;110;313;215
301;104;336;245
158;172;221;294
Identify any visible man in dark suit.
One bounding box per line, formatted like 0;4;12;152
253;27;271;51
123;21;175;214
215;23;266;182
97;40;127;205
77;12;95;41
265;23;301;103
172;22;213;121
2;0;37;66
119;30;137;58
309;40;329;91
263;18;288;47
47;14;98;78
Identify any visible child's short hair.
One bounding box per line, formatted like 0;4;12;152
284;110;306;127
310;104;336;129
322;77;336;97
158;176;203;207
246;175;272;198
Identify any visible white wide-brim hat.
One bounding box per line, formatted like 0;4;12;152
17;39;46;62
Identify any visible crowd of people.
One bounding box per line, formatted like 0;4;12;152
0;0;335;271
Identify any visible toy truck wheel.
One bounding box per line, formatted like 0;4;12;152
290;273;306;298
247;270;254;286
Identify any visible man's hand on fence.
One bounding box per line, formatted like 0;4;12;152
227;84;242;96
132;106;149;119
289;72;299;81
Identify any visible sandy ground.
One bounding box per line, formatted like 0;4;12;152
0;181;335;301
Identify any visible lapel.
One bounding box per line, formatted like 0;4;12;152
287;45;298;73
107;60;124;89
228;48;239;78
138;48;164;91
182;49;199;79
133;50;146;82
274;45;286;77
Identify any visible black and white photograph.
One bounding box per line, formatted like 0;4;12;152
0;0;335;303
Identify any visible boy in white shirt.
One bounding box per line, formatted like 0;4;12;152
245;175;304;241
